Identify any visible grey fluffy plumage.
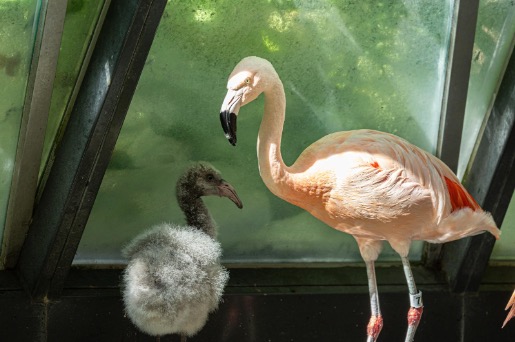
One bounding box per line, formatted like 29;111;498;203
121;162;242;337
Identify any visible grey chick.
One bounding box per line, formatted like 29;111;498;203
122;162;243;339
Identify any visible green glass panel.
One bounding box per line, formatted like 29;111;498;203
40;0;106;177
491;191;515;260
76;0;455;265
0;0;41;251
458;0;515;179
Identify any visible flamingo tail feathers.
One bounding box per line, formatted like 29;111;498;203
444;176;480;212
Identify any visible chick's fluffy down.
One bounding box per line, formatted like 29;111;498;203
122;223;228;336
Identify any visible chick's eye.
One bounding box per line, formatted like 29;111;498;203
206;174;214;181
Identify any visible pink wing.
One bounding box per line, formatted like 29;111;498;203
503;291;515;328
294;129;483;223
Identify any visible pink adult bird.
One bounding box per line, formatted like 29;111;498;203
219;56;500;342
503;290;515;328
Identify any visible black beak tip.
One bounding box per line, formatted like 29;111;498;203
220;111;238;146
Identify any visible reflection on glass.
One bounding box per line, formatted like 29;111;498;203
491;191;515;260
458;0;515;179
40;0;106;177
77;0;455;264
0;0;41;250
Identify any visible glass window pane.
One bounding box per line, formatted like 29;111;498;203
40;0;107;178
458;0;515;179
0;0;41;251
76;0;455;265
491;191;515;260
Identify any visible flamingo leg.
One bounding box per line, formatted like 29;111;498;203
180;335;187;342
365;260;383;342
401;256;423;342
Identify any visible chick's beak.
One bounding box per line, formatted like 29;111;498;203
218;180;243;209
220;89;242;146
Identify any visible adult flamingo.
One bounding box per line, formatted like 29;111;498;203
219;56;500;342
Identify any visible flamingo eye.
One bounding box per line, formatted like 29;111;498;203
245;78;250;84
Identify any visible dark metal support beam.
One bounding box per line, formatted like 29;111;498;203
16;0;167;301
437;0;480;171
441;48;515;292
424;0;481;268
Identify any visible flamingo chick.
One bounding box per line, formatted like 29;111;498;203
503;290;515;328
219;56;500;342
122;162;242;339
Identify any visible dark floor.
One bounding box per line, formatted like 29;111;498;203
1;267;515;342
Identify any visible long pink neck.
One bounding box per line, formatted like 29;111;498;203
257;77;293;200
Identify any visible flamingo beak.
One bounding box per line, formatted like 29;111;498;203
220;89;242;146
218;180;243;209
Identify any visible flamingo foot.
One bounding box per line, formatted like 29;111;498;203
408;306;423;325
405;306;423;342
366;315;383;342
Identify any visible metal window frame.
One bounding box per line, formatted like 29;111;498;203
0;0;68;269
1;0;112;270
36;0;112;211
424;0;481;268
436;0;481;171
1;0;512;304
441;49;515;292
15;0;167;300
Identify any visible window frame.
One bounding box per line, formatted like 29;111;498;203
0;0;68;269
14;0;167;300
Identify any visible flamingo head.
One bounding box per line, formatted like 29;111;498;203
220;56;277;146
